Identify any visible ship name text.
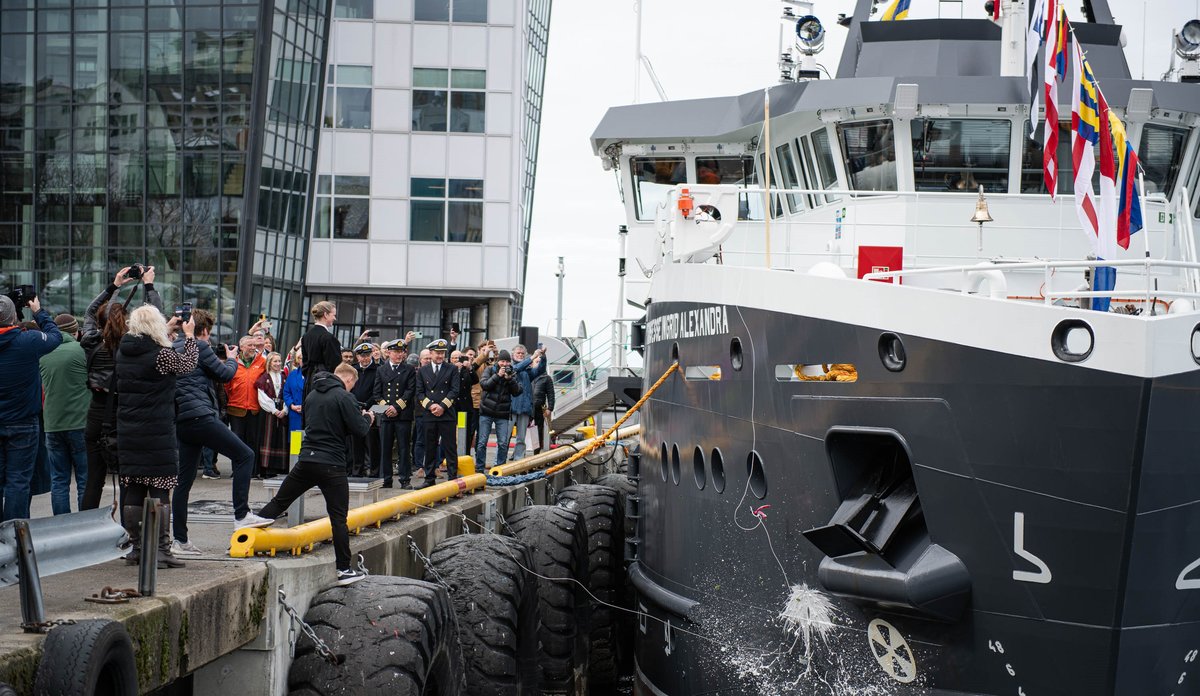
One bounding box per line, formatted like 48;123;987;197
646;305;730;344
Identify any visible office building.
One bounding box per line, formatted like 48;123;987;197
305;0;551;347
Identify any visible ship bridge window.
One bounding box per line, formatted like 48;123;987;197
1021;121;1077;195
911;118;1010;193
632;156;686;221
775;142;807;213
1139;124;1188;198
838;120;897;192
811;128;841;202
694;155;762;220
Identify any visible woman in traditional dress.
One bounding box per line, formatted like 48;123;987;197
255;352;289;477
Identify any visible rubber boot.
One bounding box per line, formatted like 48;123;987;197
158;509;186;569
122;505;142;566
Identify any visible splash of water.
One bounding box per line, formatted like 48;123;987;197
780;583;839;662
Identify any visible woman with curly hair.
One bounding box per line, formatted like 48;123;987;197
115;305;197;568
79;266;163;510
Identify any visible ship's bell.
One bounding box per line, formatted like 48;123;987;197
970;185;993;224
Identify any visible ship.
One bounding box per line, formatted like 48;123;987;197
590;0;1200;693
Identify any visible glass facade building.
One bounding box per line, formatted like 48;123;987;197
0;0;333;347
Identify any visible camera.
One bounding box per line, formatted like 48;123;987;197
503;365;514;377
5;284;36;312
174;302;192;323
127;263;146;280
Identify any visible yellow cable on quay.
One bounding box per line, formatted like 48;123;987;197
538;360;678;477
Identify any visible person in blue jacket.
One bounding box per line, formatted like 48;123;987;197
0;293;62;521
508;344;546;461
283;351;305;434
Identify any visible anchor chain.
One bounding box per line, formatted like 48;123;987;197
85;587;142;604
408;536;452;592
278;588;339;664
19;618;75;633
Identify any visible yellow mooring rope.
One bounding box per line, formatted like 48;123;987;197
543;361;679;476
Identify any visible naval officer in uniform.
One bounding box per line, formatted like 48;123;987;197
373;339;416;488
415;339;460;487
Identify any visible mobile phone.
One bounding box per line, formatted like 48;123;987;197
259;313;266;322
175;302;192;322
451;322;460;333
413;331;423;339
365;329;380;338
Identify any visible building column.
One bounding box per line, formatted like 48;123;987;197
470;304;488;345
487;298;511;339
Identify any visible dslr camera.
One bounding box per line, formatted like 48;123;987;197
503;365;514;377
127;263;146;280
6;284;36;312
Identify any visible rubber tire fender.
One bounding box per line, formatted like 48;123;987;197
504;504;590;694
0;682;19;696
557;484;626;691
592;473;637;545
33;619;138;696
425;533;541;696
287;576;464;696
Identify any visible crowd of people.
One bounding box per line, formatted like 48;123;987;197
0;271;556;586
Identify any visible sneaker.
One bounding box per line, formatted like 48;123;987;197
171;540;204;557
335;569;366;587
201;471;221;480
234;512;275;530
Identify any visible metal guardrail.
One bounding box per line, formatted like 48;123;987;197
0;508;127;587
229;474;488;558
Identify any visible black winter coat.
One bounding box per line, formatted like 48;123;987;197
454;364;476;412
479;365;523;419
116;333;198;478
173;338;237;422
80;282;163;393
298;372;371;468
531;373;556;412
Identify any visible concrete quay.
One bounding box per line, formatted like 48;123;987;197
0;465;591;696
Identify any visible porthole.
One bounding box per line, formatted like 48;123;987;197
1191;324;1200;365
693;446;706;490
659;443;668;482
1050;319;1094;362
747;451;767;499
670;444;681;485
670;341;680;363
878;332;906;372
730;337;744;371
710;448;726;493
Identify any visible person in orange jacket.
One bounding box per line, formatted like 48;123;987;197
225;335;267;476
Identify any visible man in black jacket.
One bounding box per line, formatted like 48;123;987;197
373;339;415;488
256;363;373;586
348;342;379;477
172;310;271;557
475;350;521;471
299;301;341;398
415;339;459;487
531;370;556;454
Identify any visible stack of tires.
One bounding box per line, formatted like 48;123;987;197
286;474;634;696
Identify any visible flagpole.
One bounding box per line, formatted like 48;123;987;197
1137;167;1150;260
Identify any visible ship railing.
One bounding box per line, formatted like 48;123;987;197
862;258;1200;309
549;319;642;429
658;184;1176;271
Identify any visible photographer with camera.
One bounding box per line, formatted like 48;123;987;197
79;265;163;510
508;344;547;461
0;290;62;521
475;349;522;471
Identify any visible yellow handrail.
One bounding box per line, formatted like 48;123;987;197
229;474;487;558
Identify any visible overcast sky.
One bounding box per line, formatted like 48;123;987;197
521;0;1199;338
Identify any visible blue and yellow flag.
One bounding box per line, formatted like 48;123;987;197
882;0;911;21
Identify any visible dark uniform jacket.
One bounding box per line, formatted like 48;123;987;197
416;361;459;423
350;361;378;408
373;360;416;421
